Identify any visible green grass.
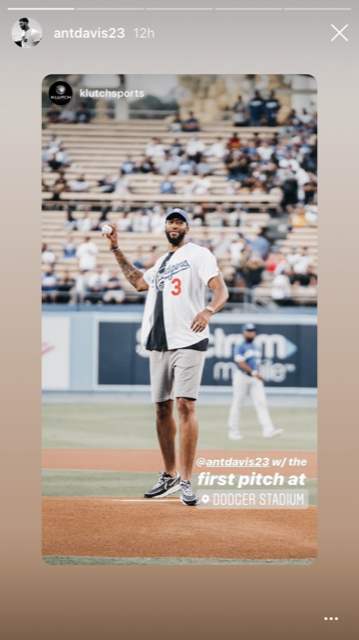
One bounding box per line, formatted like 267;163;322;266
42;404;317;451
43;556;316;566
42;470;317;505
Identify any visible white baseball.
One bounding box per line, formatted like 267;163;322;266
102;224;113;235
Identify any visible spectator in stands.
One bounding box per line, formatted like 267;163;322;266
168;138;184;156
85;266;109;304
46;132;62;156
59;104;76;123
225;150;242;182
70;173;89;193
241;250;265;288
271;269;292;304
207;205;225;227
249;90;265;126
229;234;246;270
48;104;60;124
47;154;63;173
42;243;56;266
289;203;309;228
116;212;132;232
76;210;92;232
196;156;212;176
146;137;165;162
298;108;313;125
302;173;317;204
76;236;98;272
232;95;247;127
160;174;176;194
305;201;317;225
182;111;200;132
75;102;91;124
150;206;166;234
42;266;59;303
257;140;274;162
192;204;206;227
292;247;313;275
57;271;75;304
265;91;281;126
64;208;77;231
248;229;270;259
132;209;150;233
121;154;137;174
227;132;241;151
114;170;130;195
178;154;195;175
279;171;298;210
97;174;115;193
291;265;317;288
169;113;182;133
159;151;181;175
213;232;230;259
137;155;155;174
62;233;77;258
264;249;284;274
205;137;226;160
54;144;70;167
283;247;302;270
133;247;146;270
103;271;125;305
192;174;211;196
42;179;50;192
70;270;87;304
186;135;206;163
181;177;196;197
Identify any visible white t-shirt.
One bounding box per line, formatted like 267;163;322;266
76;242;98;271
141;242;220;350
21;28;41;48
272;274;291;300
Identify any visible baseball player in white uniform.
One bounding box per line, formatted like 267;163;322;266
18;18;41;48
228;323;283;440
103;208;228;505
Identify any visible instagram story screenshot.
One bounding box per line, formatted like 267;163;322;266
1;2;358;639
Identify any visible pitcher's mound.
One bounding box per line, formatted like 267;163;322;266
43;497;317;560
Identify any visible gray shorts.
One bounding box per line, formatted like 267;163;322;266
149;349;206;403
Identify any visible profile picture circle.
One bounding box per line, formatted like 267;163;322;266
49;81;73;106
12;17;42;48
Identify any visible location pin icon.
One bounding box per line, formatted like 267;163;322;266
201;495;209;504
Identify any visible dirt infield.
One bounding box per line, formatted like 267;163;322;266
42;497;317;560
42;449;317;477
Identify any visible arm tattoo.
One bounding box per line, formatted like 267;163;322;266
113;249;143;288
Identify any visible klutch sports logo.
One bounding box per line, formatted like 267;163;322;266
49;81;73;106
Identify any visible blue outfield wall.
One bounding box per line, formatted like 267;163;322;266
42;312;317;392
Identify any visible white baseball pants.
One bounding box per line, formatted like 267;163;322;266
228;369;274;436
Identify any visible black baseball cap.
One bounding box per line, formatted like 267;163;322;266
165;208;190;226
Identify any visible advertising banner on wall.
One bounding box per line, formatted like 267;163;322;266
42;316;70;390
96;317;317;389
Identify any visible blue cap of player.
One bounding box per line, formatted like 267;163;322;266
165;208;190;226
243;323;257;332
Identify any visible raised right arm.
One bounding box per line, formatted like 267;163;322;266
102;223;149;292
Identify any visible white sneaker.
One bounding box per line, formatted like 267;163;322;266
228;432;244;440
263;429;283;439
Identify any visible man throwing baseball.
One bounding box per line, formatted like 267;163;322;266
228;323;283;440
103;208;228;505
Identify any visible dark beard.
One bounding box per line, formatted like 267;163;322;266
165;229;186;246
246;337;254;343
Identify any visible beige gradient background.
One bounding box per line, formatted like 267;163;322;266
1;2;358;638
